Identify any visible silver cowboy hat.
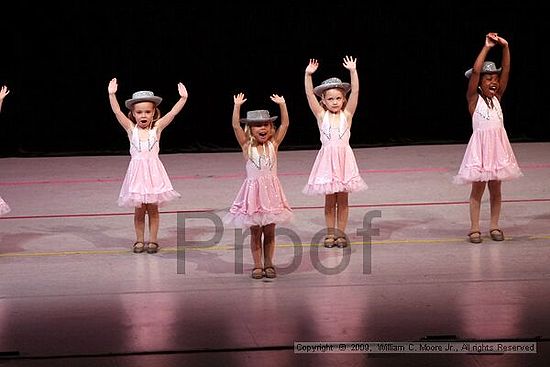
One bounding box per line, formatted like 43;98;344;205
464;61;502;78
124;91;163;109
239;110;278;124
313;77;351;97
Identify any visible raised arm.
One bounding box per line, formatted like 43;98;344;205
108;78;133;132
343;55;359;119
232;92;248;149
304;59;324;119
155;82;188;132
0;85;10;113
495;35;510;99
271;94;289;147
466;34;496;114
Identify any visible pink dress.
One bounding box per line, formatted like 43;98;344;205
223;141;293;228
453;96;523;184
118;125;181;208
0;196;10;215
303;111;367;195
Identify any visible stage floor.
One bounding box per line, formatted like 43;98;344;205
1;142;549;366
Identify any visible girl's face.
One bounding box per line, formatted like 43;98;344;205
131;101;156;129
322;88;346;113
479;73;500;99
250;122;274;144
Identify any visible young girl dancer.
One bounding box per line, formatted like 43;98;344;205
224;92;292;279
303;56;367;248
108;78;188;253
454;33;522;243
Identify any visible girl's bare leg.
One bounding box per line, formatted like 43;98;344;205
488;180;502;230
146;203;160;243
324;193;337;235
250;225;263;270
262;223;276;268
469;181;486;235
134;206;147;243
335;192;349;236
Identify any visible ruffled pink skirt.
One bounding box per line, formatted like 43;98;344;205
118;158;181;208
303;145;368;195
453;129;523;184
224;175;293;229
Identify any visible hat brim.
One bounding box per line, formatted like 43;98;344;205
240;116;278;124
464;68;502;79
125;96;163;109
313;82;351;97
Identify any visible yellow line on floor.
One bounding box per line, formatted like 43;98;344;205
2;236;548;258
530;235;550;239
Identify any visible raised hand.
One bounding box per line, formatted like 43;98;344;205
485;33;498;48
234;92;247;106
342;55;357;71
177;82;188;99
270;94;285;105
306;59;319;75
0;85;10;99
495;35;508;47
108;78;118;94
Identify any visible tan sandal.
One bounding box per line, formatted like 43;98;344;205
468;231;482;244
490;229;504;241
323;235;336;248
335;237;349;248
132;241;145;253
251;267;264;279
146;242;160;254
264;266;277;279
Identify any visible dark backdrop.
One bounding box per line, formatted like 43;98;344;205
1;1;548;157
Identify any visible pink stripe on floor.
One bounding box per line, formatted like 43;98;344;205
1;198;549;220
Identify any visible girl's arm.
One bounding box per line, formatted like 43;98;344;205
271;94;289;147
496;35;510;99
466;34;495;115
108;78;133;132
156;82;188;132
232;93;248;149
343;55;359;122
305;59;324;120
